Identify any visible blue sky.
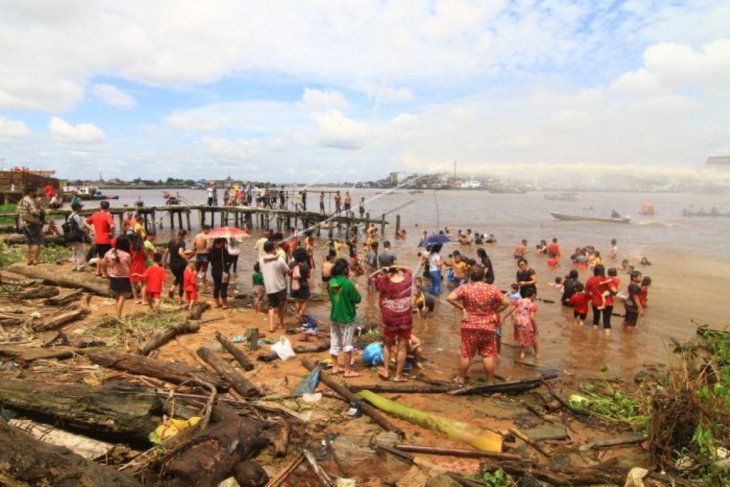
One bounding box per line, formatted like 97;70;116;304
1;0;729;182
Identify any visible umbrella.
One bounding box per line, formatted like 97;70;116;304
417;233;452;248
207;227;250;240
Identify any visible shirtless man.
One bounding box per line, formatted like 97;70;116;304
193;225;211;281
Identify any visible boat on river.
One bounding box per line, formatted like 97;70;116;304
549;212;631;224
545;192;581;201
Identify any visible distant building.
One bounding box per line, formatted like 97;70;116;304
389;172;410;185
706;156;730;167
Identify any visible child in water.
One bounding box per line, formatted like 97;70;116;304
639;276;652;309
505;288;539;359
569;282;589;326
412;277;434;318
598;267;620;310
251;262;265;315
507;283;522;301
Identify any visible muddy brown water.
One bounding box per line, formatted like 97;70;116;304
90;188;730;380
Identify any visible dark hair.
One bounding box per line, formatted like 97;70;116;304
129;233;144;252
382;240;391;248
213;237;226;246
608;267;617;277
469;265;485;282
153;252;163;263
567;269;579;279
115;235;130;254
292;247;308;263
574;282;585;292
522;287;535;298
641;276;652;286
177;229;187;238
552;237;558;243
476;248;487;259
370;241;379;251
517;258;528;266
23;185;36;196
263;240;275;253
630;270;642;280
253;262;261;273
100;200;110;209
332;258;349;277
593;264;606;276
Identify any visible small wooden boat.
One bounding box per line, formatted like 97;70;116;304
550;212;631;224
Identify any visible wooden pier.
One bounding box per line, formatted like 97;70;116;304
0;204;395;238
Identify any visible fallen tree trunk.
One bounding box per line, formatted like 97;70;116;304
257;340;330;362
32;306;90;332
349;383;455;394
43;288;84;306
0;379;163;445
0;419;142;487
188;300;211;320
302;358;404;437
2;284;60;300
0;345;81;362
215;331;255;371
358;390;503;452
3;233;67;246
447;376;546;396
197;347;259;397
6;263;113;297
86;348;228;390
137;320;200;355
149;416;270;487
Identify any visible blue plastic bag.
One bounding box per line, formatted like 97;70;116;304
362;342;384;366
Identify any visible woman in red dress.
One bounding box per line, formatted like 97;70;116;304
447;265;510;384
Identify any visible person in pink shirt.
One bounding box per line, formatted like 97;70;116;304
104;236;131;318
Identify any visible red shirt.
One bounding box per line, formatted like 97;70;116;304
374;270;413;331
569;292;589;314
86;211;114;245
547;243;560;256
183;268;197;292
547;257;559;267
584;276;604;307
142;265;167;293
453;282;506;332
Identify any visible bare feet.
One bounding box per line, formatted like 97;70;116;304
378;370;389;381
393;376;408;382
343;371;360;378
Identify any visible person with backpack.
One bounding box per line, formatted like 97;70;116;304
66;202;89;272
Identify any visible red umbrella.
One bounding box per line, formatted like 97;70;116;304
207;227;250;240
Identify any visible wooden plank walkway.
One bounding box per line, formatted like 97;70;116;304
0;205;396;238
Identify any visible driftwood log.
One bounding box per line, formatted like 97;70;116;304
31;306;90;332
257;340;330;362
349;383;455;393
215;331;255;371
6;263;113;297
188;301;211;320
0;379;163;445
2;284;60;300
0;419;142;487
447;376;548;396
137;321;200;355
3;233;67;246
85;348;228;390
301;358;404;437
43;288;84;306
0;345;81;362
197;347;259;397
150;416;270;487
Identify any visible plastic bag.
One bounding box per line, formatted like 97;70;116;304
362;342;384;366
271;337;296;361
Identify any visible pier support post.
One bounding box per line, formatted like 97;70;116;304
380;214;385;237
395;214;401;236
169;211;175;230
185;210;191;231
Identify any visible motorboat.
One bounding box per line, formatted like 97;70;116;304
550;212;631;223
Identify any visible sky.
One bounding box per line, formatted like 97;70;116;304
1;0;729;183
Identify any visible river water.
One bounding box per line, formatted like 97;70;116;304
94;187;730;379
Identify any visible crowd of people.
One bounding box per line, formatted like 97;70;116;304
17;185;655;384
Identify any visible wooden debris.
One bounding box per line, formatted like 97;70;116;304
8;418;114;460
43;288;84;306
31;306;90;332
188;300;211;320
257;340;329;362
3;284;60;300
395;444;522;461
302;358;405;438
86;348;228;390
447;376;549;396
215;331;255;371
0;379;163;445
0;419;142;486
507;426;549;458
196;347;260;397
137;320;200;355
0;345;81;362
265;452;304;487
349;383;455;394
6;263;114;297
303;447;335;487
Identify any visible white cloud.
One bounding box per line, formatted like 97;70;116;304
300;88;348;110
92;84;136;108
0;116;30;138
310;110;369;149
358;81;414;103
49;116;105;143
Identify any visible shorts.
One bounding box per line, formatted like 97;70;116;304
147;291;161;300
252;285;265;304
624;309;639;327
23;223;44;246
110;277;132;294
195;253;208;263
460;328;497;359
267;289;287;308
416;300;434;312
383;327;412;342
185;290;199;302
291;285;310;300
96;243;112;258
573;311;587;320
